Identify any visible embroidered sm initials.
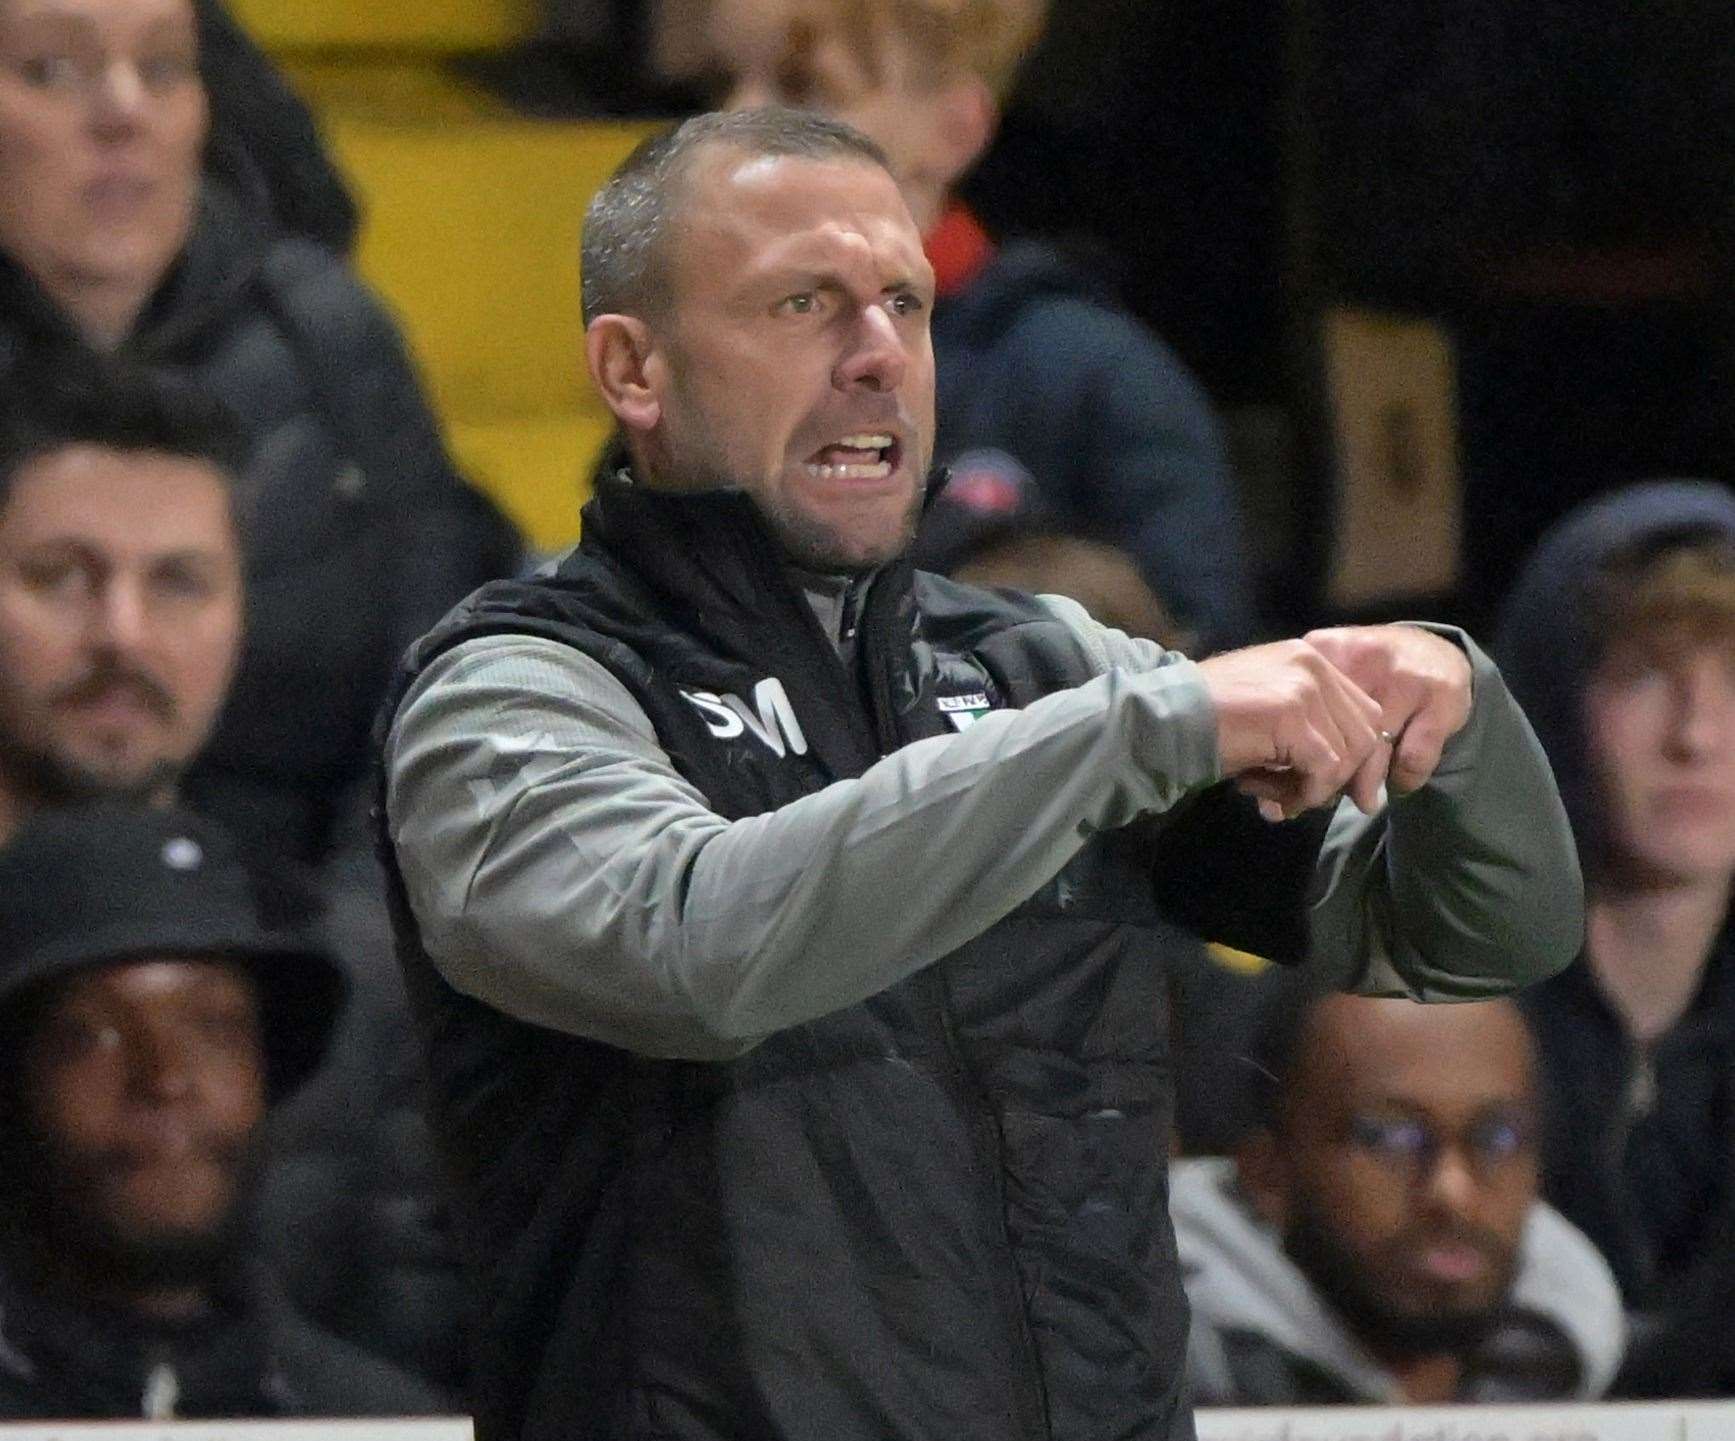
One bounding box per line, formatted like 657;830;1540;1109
682;678;810;758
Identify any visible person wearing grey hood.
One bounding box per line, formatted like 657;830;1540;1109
1174;991;1626;1406
1493;481;1735;1396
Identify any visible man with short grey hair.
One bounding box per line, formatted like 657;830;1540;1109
379;107;1583;1441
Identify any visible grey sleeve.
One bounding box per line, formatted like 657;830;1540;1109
385;632;1222;1061
1305;628;1585;999
1034;597;1586;999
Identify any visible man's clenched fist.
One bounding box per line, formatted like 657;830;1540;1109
1301;625;1473;796
1196;626;1473;821
1195;639;1386;821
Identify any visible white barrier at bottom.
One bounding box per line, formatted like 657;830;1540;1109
4;1406;1734;1441
1198;1401;1735;1441
0;1420;472;1440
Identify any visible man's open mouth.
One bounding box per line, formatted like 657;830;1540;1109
805;433;899;481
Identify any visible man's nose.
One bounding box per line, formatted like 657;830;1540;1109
1417;1145;1480;1216
89;62;150;134
833;305;907;394
93;577;150;652
1669;663;1735;758
130;1027;197;1101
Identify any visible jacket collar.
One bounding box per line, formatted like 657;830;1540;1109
1540;919;1735;1045
0;1259;296;1419
572;469;949;774
575;466;953;643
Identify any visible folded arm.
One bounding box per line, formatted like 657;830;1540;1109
1041;596;1585;998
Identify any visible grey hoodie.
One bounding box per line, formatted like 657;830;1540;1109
1172;1157;1626;1406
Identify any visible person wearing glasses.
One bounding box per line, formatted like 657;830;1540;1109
1172;992;1625;1406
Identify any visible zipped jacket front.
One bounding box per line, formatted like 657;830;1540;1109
379;477;1581;1441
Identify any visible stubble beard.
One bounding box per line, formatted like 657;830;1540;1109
0;666;185;819
647;408;927;575
753;480;926;575
1282;1191;1515;1358
0;723;180;817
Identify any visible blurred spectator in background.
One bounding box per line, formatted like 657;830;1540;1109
702;0;1258;652
0;0;520;874
1176;993;1625;1406
0;363;243;844
0;363;469;1396
914;453;1189;650
0;804;441;1420
192;0;357;252
1495;482;1735;1396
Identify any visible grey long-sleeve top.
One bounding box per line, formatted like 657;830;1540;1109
384;596;1583;1062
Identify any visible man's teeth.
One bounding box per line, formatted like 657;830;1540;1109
807;433;895;480
807;459;894;480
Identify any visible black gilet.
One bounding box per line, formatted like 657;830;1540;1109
376;476;1319;1441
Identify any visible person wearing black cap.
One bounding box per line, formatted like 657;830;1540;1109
0;354;471;1395
0;803;442;1421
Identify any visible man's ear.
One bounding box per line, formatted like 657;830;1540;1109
930;75;998;190
1235;1128;1291;1231
586;315;665;437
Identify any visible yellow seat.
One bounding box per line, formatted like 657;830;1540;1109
448;412;616;555
226;0;537;53
319;116;653;425
232;0;661;553
272;52;657;549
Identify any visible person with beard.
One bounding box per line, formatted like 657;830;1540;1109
379;108;1583;1441
0;803;441;1420
0;0;519;872
0;362;244;842
1173;992;1626;1405
0;357;472;1395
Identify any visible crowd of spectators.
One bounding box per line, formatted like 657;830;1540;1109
0;0;1730;1426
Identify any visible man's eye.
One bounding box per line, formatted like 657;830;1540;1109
139;52;197;89
152;562;215;601
887;292;926;317
782;293;818;315
192;1008;258;1051
1349;1115;1430;1160
18;557;91;598
17;54;83;88
38;1017;123;1064
1468;1116;1531;1164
